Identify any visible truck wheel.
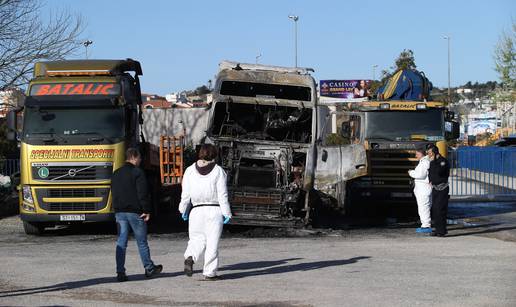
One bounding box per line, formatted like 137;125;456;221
23;221;44;235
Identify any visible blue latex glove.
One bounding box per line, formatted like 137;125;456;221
223;215;231;225
182;212;189;221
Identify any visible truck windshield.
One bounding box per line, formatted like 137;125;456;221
220;81;312;101
23;106;124;143
211;101;312;143
365;109;444;141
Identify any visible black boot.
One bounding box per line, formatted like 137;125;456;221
145;264;163;278
116;272;128;282
184;256;194;277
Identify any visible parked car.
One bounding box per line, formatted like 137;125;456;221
494;136;516;147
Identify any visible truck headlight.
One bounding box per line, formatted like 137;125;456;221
22;185;34;204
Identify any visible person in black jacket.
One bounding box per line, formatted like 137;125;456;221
426;144;450;237
111;148;162;282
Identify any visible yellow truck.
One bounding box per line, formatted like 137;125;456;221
6;59;183;234
334;99;460;214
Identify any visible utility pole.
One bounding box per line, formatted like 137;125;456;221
288;15;299;67
83;40;93;59
372;64;378;80
443;36;451;104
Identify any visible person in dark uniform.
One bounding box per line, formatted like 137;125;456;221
426;144;450;237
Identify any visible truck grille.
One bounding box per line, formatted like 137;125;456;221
369;150;418;179
31;162;112;182
230;189;282;216
35;187;109;212
351;149;418;195
48;188;96;198
48;203;97;211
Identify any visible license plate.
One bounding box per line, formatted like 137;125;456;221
60;214;85;221
391;192;413;198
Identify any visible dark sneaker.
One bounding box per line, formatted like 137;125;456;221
116;272;128;282
430;232;445;237
145;264;163;278
204;275;221;281
184;256;194;277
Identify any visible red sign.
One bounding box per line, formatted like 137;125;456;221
30;83;120;96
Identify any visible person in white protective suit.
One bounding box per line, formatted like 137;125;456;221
178;144;232;280
408;147;432;233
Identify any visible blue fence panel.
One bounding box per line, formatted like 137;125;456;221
449;147;516;197
456;146;516;177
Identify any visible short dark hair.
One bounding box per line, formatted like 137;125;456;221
415;147;426;155
126;147;141;160
426;144;439;155
198;144;218;161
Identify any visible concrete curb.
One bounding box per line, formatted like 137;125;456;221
450;195;516;202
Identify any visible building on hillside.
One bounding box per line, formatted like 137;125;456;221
142;93;171;109
165;92;188;104
0;87;25;117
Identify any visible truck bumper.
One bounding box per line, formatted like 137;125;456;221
349;186;416;205
231;215;301;228
20;213;114;223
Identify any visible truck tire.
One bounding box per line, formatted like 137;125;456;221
23;221;44;235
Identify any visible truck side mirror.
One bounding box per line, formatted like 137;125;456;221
452;121;460;139
6;110;17;141
445;121;460;140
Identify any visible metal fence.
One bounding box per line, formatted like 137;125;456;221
449;147;516;198
0;159;20;177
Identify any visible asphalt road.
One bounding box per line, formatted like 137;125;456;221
1;202;516;307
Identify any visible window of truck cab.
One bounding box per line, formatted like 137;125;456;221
364;109;445;141
23;105;124;143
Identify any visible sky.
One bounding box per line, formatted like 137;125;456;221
45;0;515;95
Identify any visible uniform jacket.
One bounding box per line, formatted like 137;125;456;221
428;155;450;186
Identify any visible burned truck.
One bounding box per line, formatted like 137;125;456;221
205;61;367;227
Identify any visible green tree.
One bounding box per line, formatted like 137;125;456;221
493;22;516;90
379;49;418;84
394;49;417;71
372;49;418;96
491;21;516;134
194;85;211;95
0;0;84;90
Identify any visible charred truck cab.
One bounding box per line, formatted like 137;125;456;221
207;61;367;227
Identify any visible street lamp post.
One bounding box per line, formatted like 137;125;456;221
443;35;451;104
83;40;93;59
288;15;299;67
372;64;378;80
256;52;262;64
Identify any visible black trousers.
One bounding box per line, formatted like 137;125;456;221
431;187;449;234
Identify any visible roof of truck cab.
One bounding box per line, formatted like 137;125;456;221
219;61;314;75
213;61;317;107
33;59;142;77
30;76;118;84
